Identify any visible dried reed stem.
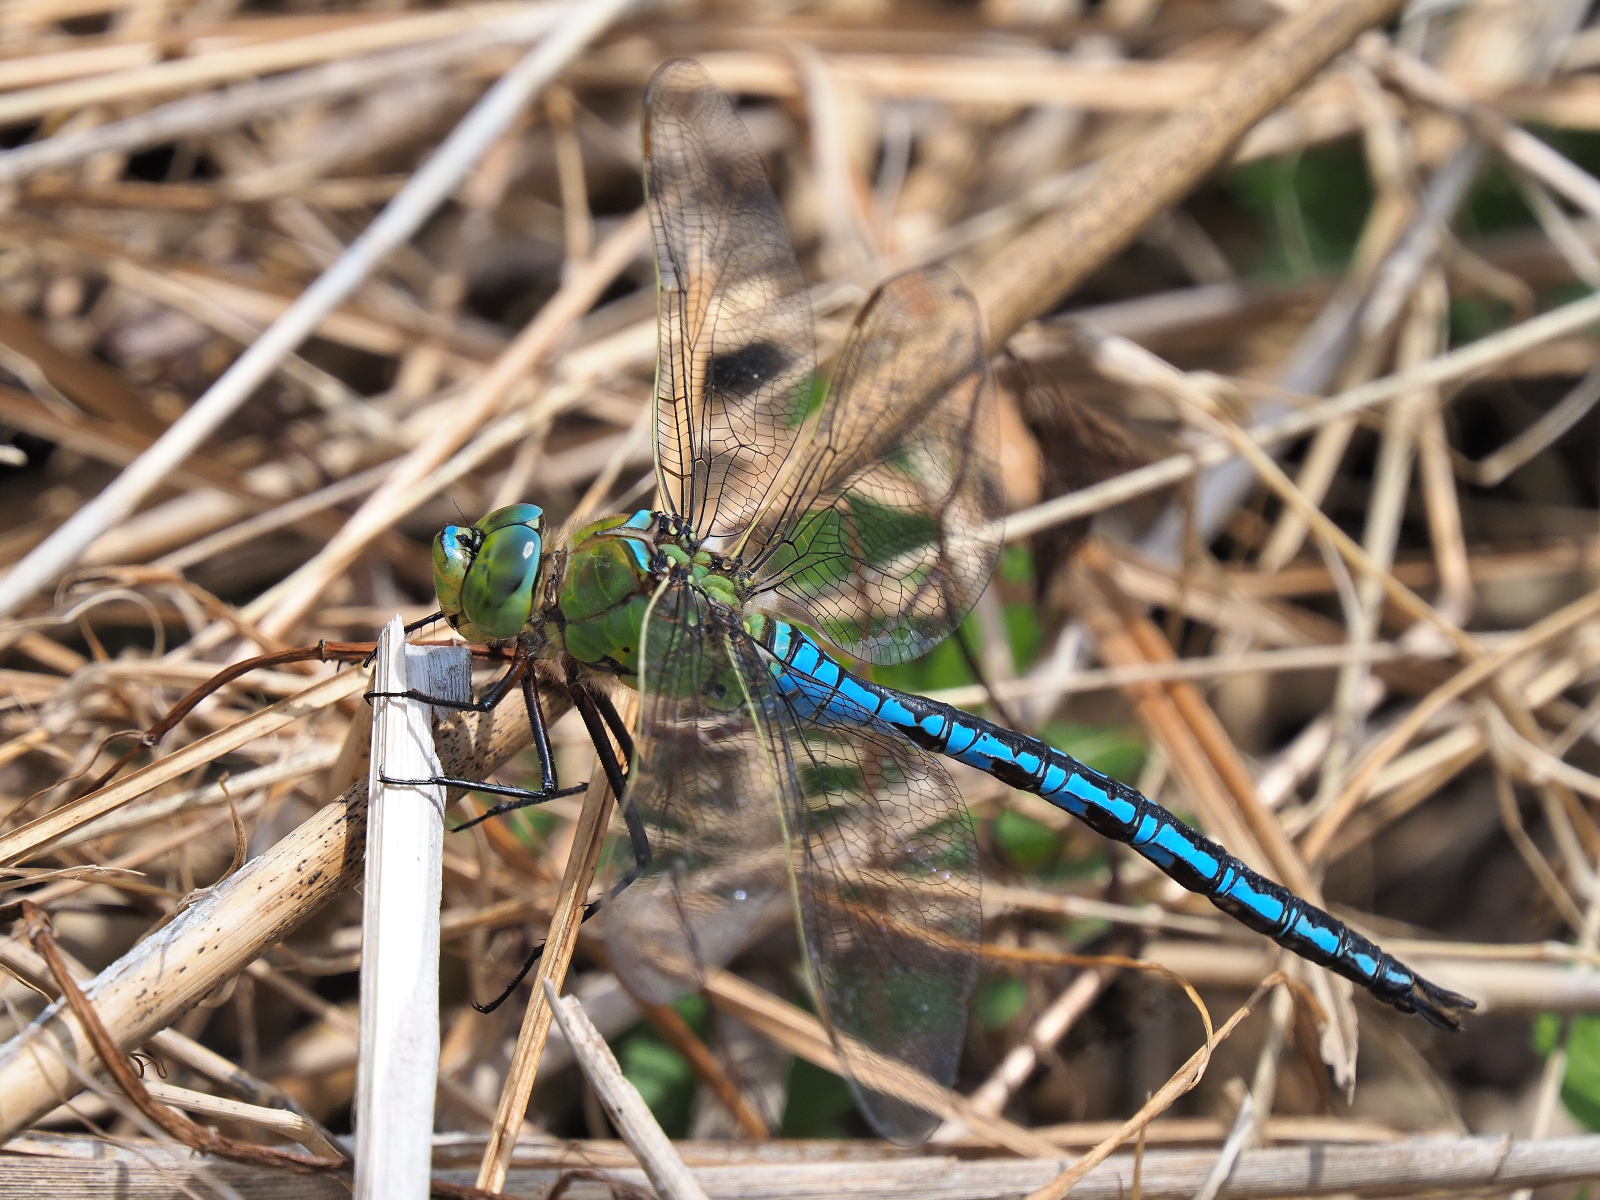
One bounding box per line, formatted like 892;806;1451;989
475;691;634;1192
544;980;711;1200
972;0;1406;346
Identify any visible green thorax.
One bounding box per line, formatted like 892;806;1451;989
552;510;749;681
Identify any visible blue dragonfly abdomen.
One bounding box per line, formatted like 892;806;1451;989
761;618;1473;1031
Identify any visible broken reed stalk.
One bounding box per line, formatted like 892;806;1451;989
0;0;636;623
0;686;547;1138
475;689;635;1192
543;979;711;1200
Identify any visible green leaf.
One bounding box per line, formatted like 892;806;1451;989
975;975;1028;1032
872;630;974;694
1226;142;1373;280
1533;1012;1600;1131
1534;1012;1562;1056
616;1031;695;1136
613;995;708;1137
994;808;1058;873
1002;600;1042;673
1449;294;1509;345
998;544;1035;587
780;1057;856;1138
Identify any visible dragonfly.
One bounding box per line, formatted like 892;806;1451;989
382;59;1474;1142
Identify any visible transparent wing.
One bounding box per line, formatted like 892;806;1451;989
746;266;1002;665
601;580;788;1005
644;59;817;542
773;671;981;1144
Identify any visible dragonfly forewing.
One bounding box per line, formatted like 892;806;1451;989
645;59;817;543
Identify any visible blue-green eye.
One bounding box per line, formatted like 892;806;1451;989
460;524;542;640
475;503;544;536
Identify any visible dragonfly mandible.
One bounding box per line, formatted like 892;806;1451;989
381;58;1474;1143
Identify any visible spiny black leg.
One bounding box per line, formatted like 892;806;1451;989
452;782;589;831
365;646;527;713
590;687;636;766
468;886;611;1013
611;798;652;895
376;654;588;829
523;668;557;794
362;611;447;666
451;666;576;827
403;610;446;636
473;939;550;1013
568;683;650;893
374;773;589;828
568;679;629;800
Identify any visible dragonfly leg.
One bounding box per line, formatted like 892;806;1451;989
364;644;528;714
375;651;589;829
588;686;636;766
403;609;446;636
470;684;647;1016
444;780;591;831
567;680;651;887
523;668;558;794
583;686;650;889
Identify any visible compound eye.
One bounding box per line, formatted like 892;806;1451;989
432;526;474;617
475;503;544;536
460;524;542;640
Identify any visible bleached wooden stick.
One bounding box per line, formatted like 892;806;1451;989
543;978;711;1200
354;618;468;1200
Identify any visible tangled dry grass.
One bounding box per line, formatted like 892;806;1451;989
5;0;1600;1196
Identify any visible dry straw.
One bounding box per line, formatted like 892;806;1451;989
4;0;1600;1192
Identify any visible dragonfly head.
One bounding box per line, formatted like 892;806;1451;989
433;504;546;643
